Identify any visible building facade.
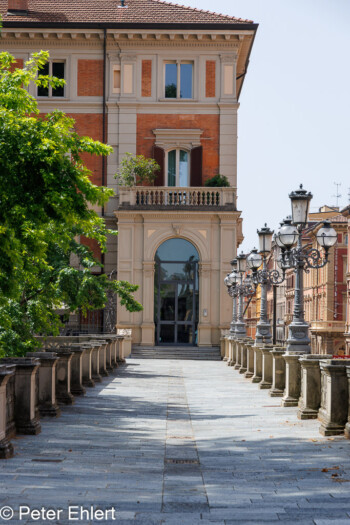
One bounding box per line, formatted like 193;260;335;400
1;0;257;346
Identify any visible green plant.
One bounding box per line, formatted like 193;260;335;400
204;174;230;187
115;153;160;186
0;51;142;357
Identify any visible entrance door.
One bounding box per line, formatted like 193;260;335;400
154;239;199;346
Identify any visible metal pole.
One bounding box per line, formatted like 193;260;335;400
235;275;247;338
230;293;237;336
273;284;277;345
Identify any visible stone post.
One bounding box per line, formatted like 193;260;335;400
239;339;251;375
281;353;303;407
227;336;235;366
298;354;332;420
55;349;74;405
80;344;95;388
26;352;61;417
223;335;230;361
110;336;119;368
69;347;86;396
244;343;255;379
270;347;286;397
0;365;15;459
97;340;109;377
345;367;350;439
234;339;242;370
91;342;103;383
1;357;41;435
116;335;126;363
220;333;226;359
260;345;274;389
318;359;350;436
252;345;263;383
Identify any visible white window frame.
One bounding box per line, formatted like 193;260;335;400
165;148;191;187
37;59;66;99
164;60;193;99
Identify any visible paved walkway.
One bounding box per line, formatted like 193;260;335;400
1;359;350;524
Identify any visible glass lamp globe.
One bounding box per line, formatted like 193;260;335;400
247;249;262;270
289;184;313;225
277;217;298;249
236;252;247;273
257;224;274;254
230;258;238;271
224;274;231;287
316;220;337;249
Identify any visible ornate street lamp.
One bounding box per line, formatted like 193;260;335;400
277;186;337;354
224;259;239;336
235;252;248;337
247;225;284;345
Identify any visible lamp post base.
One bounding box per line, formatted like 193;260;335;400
286;320;311;355
255;321;272;345
234;322;246;338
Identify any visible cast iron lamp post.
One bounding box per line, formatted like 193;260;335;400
224;259;238;336
247;225;285;345
277;185;337;354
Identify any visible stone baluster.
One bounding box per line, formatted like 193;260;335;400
297;354;332;419
0;357;41;435
69;346;86;396
55;348;74;405
260;345;274;389
27;352;61;417
244;342;255;379
252;345;263;384
281;353;303;407
0;365;15;459
234;340;242;370
239;339;252;375
91;342;103;383
270;347;286;397
80;344;95;387
318;359;350;436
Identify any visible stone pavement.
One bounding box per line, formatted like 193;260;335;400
1;359;350;524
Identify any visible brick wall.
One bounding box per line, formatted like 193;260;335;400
205;61;216;98
9;58;23;72
141;60;152;97
68;113;104;186
80;235;101;261
77;59;103;97
136;114;219;183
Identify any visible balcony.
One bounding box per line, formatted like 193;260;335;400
116;186;236;211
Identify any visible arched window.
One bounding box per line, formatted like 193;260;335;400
167;149;189;187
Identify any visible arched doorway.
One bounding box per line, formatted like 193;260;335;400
155;238;199;346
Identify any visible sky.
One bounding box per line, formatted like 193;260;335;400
183;0;350;252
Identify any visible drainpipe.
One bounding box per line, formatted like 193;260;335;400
101;28;107;271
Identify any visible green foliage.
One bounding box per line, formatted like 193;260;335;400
204;174;230;187
165;83;177;98
0;51;142;357
115;153;160;186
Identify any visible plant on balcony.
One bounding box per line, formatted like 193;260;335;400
204;174;230;187
0;51;142;357
116;153;160;186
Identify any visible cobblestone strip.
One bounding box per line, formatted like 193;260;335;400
162;364;209;514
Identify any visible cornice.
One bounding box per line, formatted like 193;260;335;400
114;210;241;220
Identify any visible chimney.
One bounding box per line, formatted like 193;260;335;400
8;0;28;13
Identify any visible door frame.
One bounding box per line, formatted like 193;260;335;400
155;260;198;346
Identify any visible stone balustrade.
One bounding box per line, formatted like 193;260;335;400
224;334;350;437
0;332;128;459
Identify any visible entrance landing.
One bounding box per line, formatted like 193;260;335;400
131;346;221;360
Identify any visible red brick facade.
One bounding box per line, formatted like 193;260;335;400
141;60;152;97
77;59;104;97
68;113;104;186
136;113;220;183
205;61;216;98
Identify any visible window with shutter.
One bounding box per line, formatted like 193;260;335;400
190;146;202;186
152;146;165;186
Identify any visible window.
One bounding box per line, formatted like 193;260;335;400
165;61;193;99
37;60;65;97
167;149;189;187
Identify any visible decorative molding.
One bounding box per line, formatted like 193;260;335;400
172;224;183;236
220;53;238;63
153;128;203;149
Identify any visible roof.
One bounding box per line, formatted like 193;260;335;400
1;0;255;26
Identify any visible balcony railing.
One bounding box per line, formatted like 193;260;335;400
116;186;236;210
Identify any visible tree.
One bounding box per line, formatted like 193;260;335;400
116;152;160;186
0;51;142;357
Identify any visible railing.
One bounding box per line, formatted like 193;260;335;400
116;186;236;209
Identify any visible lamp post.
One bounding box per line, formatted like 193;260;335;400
235;252;248;338
277;185;337;354
247;225;284;345
224;259;238;336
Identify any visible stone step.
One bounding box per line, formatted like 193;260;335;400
130;346;222;360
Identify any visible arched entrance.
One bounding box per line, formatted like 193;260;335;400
155;238;199;345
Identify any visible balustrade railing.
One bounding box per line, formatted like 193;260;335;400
117;186;235;208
